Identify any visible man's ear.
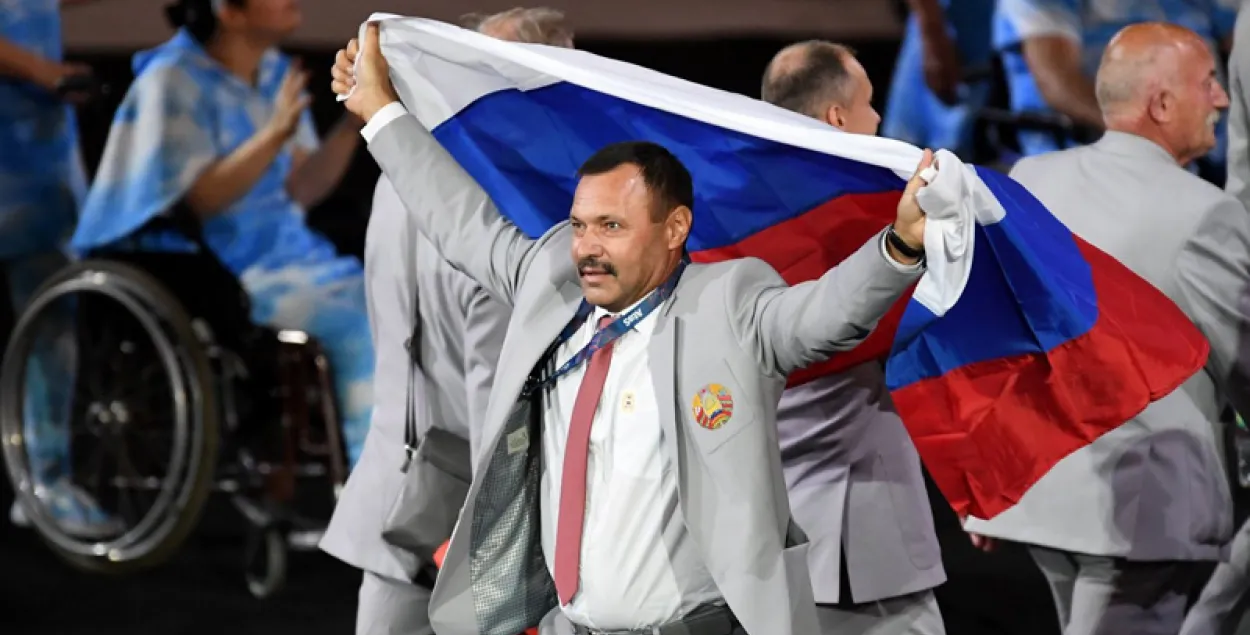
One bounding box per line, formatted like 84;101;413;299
1149;89;1175;124
823;103;846;131
667;205;693;250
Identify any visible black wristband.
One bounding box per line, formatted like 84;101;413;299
886;225;925;259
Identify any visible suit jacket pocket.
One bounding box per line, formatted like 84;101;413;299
781;543;821;635
686;361;758;456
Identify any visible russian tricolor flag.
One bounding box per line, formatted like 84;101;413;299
361;15;1209;519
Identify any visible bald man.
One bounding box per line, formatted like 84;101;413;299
763;41;881;135
961;23;1244;635
320;8;574;635
761;41;947;635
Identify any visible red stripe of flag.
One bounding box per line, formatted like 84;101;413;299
692;191;908;385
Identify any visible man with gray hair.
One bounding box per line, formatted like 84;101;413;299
761;40;948;635
459;6;574;48
963;22;1242;635
320;8;574;635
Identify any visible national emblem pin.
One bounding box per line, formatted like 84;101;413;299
691;383;734;430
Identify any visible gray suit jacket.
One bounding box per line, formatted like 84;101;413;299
367;112;922;635
779;362;944;605
965;131;1248;561
1227;6;1250;211
319;175;510;582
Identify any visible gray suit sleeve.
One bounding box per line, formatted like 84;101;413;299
367;113;538;307
1227;9;1250;210
733;230;922;377
1175;196;1250;417
461;286;509;477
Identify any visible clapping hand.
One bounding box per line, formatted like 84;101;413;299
266;62;312;140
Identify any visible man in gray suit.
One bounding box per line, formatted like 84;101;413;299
319;8;574;635
320;177;510;635
962;22;1245;635
332;23;939;635
761;41;945;635
1180;7;1250;635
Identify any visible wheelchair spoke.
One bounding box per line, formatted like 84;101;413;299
131;425;170;466
112;436;144;527
120;365;163;398
79;433;110;494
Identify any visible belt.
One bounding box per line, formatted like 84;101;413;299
571;604;739;635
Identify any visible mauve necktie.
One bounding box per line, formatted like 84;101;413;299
554;314;616;605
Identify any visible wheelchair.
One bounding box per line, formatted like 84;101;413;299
0;211;350;599
961;57;1102;171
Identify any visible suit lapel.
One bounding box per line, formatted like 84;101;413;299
478;278;583;458
648;288;683;485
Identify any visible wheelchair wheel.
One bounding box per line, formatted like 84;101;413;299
243;523;288;599
0;259;219;573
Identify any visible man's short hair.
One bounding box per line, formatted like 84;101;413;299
761;41;858;118
459;7;572;47
578;142;695;220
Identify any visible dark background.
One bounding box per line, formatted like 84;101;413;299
2;30;1216;635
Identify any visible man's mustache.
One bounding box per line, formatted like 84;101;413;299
578;257;617;277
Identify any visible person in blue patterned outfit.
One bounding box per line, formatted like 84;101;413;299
68;0;373;484
1;0;118;536
994;0;1238;169
882;0;996;161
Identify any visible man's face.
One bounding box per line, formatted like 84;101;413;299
833;56;880;135
1166;41;1229;162
222;0;303;40
569;165;677;312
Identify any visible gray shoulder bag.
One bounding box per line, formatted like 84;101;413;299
380;284;474;567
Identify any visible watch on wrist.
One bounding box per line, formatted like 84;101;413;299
887;225;925;260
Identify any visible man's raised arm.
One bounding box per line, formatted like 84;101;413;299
736;231;922;377
334;25;537;306
740;153;933;376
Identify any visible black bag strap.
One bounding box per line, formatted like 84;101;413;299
401;283;424;473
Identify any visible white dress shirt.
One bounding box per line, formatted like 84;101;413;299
540;295;721;631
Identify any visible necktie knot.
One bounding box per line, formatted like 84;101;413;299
597;314;613;329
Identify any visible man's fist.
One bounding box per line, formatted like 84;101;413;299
886;148;933;265
330;22;399;122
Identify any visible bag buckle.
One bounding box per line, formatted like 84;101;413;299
400;444;417;473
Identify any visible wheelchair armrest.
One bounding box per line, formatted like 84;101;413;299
976;107;1074;131
974;107;1102;146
